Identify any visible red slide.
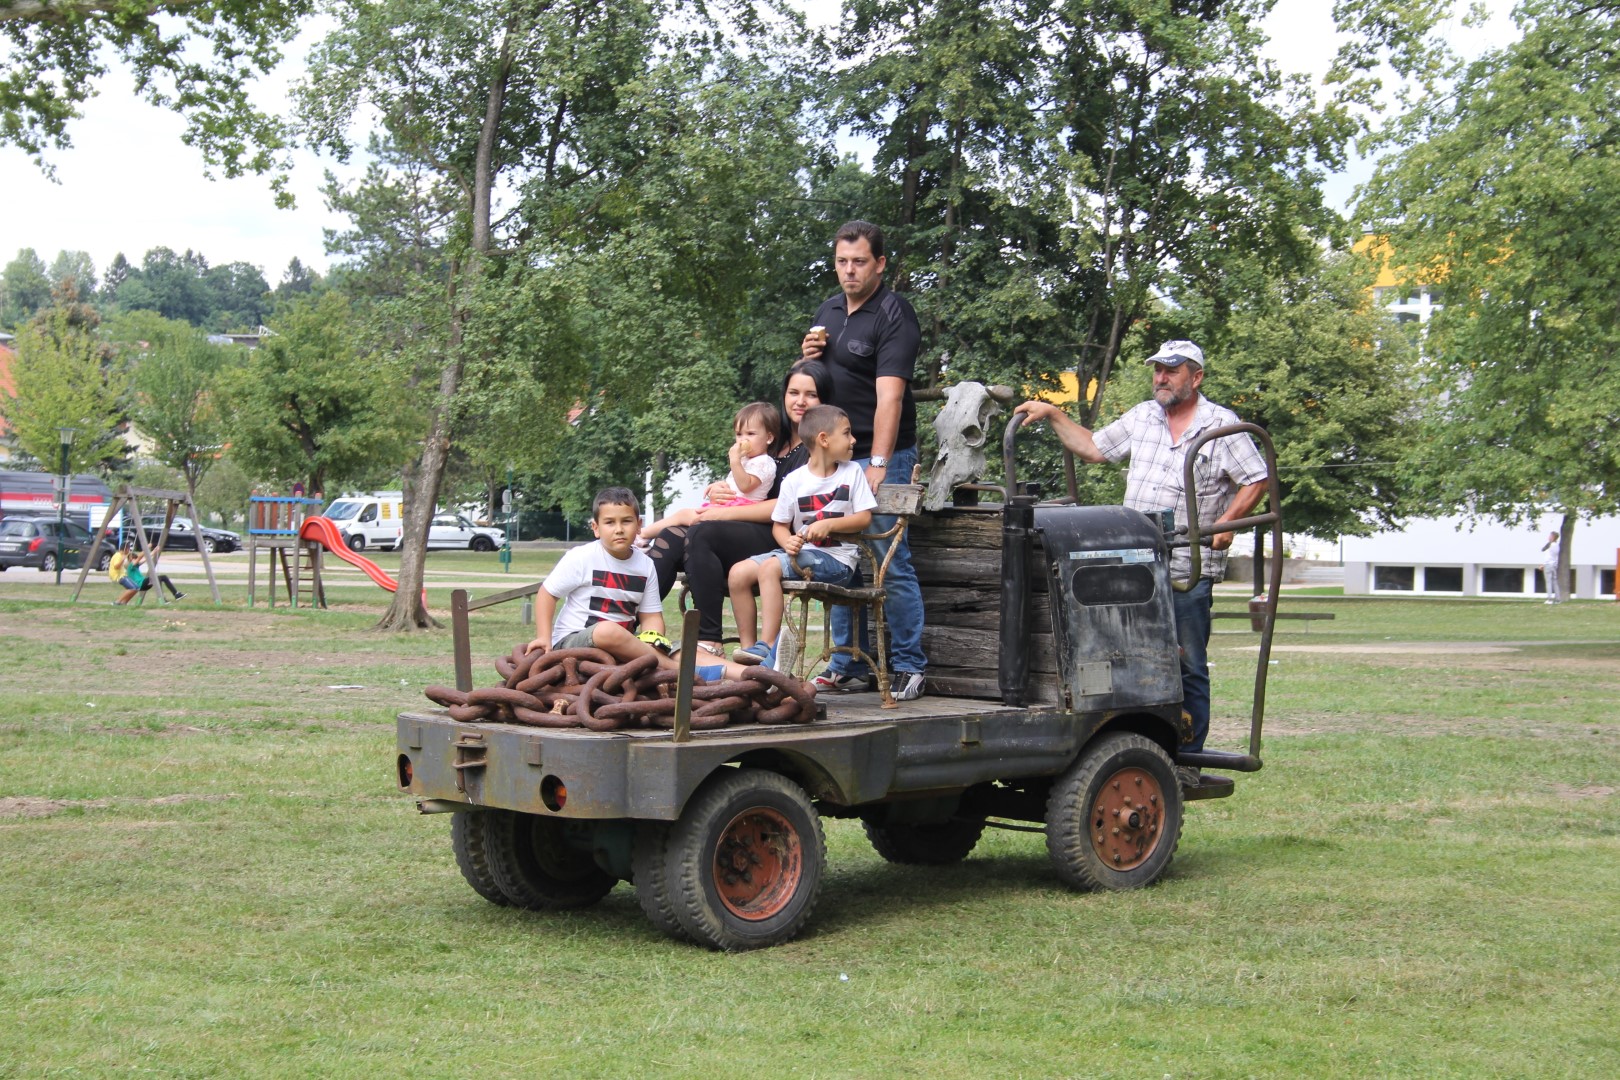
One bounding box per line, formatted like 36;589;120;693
300;515;405;593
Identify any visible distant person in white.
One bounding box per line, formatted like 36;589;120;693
1541;530;1562;604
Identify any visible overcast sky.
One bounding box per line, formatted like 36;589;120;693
0;2;1516;285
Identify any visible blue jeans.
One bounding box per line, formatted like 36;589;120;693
1173;576;1214;752
826;445;926;677
755;546;858;587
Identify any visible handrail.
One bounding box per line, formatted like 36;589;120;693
1001;413;1081;503
1175;422;1283;771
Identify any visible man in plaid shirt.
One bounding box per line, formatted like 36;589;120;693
1014;340;1268;778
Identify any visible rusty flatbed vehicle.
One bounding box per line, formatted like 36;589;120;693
396;421;1284;950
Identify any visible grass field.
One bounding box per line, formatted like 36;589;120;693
2;577;1617;1077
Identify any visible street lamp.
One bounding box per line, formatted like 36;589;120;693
55;426;77;585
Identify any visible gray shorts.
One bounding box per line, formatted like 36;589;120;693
554;626;599;650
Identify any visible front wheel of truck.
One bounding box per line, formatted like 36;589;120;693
482;809;615;909
1046;732;1183;891
669;769;825;950
450;810;509;906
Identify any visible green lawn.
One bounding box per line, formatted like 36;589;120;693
1;588;1617;1077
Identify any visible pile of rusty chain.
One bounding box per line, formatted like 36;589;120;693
423;644;817;730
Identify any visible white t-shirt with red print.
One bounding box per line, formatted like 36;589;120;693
772;459;878;570
543;540;662;647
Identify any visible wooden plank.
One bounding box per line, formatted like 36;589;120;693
921;624;1058;672
925;672;1065;705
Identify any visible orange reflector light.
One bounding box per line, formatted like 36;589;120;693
541;775;567;811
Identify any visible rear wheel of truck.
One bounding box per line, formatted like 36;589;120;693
481;809;615;909
631;822;689;942
1046;732;1182;891
863;817;985;865
669;769;825;950
450;810;509;906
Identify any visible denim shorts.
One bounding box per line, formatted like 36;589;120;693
753;546;857;587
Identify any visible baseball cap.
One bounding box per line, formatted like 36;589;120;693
1145;340;1204;369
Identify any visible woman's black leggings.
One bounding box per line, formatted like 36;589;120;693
643;519;775;642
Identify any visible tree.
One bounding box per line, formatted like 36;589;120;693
1;248;51;330
1;283;130;472
2;0;314;202
106;310;242;509
202;261;271;331
102;253;131;297
48;250;96;302
299;0;816;630
829;0;1425;427
215;291;416;495
1357;0;1620;582
1174;250;1418;539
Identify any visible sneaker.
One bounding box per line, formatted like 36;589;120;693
769;622;801;675
733;642;771;665
889;671;925;701
172;591;185;600
1176;765;1202;788
811;670;873;693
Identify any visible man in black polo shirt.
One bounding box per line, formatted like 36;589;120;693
799;220;927;700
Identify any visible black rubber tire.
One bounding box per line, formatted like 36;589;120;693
863;817;986;865
1047;732;1182;891
347;534;365;551
450;811;510;906
41;552;58;573
668;768;825;951
95;551;113;572
471;535;496;552
481;809;615;910
631;821;689;941
203;537;217;553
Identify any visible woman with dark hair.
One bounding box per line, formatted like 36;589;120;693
643;359;833;657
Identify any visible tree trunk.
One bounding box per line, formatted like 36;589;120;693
374;27;514;632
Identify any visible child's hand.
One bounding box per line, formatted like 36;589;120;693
525;638;547;656
782;534;805;555
802;519;834;544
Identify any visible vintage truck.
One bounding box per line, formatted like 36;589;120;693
394;420;1283;950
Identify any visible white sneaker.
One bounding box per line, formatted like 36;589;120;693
890;671;925;701
769;622;801;675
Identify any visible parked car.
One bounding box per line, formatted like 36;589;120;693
144;517;242;554
427;513;505;552
0;516;114;573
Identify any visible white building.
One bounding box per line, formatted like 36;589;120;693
1343;514;1620;600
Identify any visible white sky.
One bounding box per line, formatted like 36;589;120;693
0;1;1517;284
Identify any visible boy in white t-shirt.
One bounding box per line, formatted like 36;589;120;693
525;487;750;682
727;405;876;665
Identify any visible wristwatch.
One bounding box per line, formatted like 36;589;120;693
869;455;889;469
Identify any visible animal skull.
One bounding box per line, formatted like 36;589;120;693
925;381;1002;510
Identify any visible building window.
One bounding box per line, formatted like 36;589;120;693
1374;566;1416;591
1482;567;1525;593
1424;566;1463;592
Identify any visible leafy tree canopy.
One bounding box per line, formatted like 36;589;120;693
1357;0;1620;532
2;0;314;202
1;282;130;472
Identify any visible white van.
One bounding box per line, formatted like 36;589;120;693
321;493;404;551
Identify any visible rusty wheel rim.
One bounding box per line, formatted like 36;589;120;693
1089;765;1165;872
712;807;802;920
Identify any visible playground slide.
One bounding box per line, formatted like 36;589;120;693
300;515;402;593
